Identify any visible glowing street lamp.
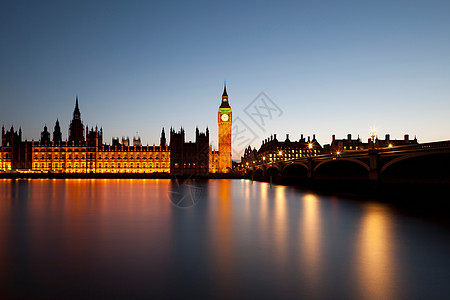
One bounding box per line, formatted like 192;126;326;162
370;128;377;149
370;128;377;142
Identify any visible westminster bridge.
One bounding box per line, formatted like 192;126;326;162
245;140;450;190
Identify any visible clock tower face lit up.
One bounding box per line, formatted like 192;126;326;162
218;83;232;173
221;113;229;122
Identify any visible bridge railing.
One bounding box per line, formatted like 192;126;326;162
377;140;450;153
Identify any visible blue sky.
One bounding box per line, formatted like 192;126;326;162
1;0;450;158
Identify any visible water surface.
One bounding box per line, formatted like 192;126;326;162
0;179;449;299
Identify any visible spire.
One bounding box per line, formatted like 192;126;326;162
220;82;230;108
222;80;228;97
73;96;81;119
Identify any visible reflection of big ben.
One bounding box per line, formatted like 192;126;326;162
218;83;232;172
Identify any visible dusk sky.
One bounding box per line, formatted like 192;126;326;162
1;0;450;158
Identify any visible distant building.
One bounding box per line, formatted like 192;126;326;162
323;134;364;153
242;133;322;165
323;133;418;154
373;134;418;148
1;97;169;173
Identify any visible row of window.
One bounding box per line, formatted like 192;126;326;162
33;154;168;160
33;148;168;153
33;163;167;169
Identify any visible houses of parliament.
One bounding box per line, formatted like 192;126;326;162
0;86;233;175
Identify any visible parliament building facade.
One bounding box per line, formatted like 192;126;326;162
0;87;232;175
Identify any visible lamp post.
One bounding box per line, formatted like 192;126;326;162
370;128;377;149
308;142;313;157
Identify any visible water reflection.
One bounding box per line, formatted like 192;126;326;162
273;186;288;267
300;193;323;296
0;179;449;298
209;179;236;297
355;203;397;300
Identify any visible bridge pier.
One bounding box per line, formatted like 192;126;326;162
369;149;381;189
307;159;314;179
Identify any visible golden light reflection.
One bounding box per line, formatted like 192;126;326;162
300;193;322;293
0;180;12;279
259;182;269;236
210;179;236;296
273;186;288;266
29;179;174;271
355;203;396;300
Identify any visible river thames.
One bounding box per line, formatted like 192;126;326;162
1;179;449;299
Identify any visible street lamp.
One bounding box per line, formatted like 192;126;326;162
308;143;313;157
370;128;377;142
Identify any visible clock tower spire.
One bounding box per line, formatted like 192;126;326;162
218;82;232;172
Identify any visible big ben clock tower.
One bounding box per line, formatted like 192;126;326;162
218;82;232;172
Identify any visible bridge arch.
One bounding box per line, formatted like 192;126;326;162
314;158;369;173
314;159;370;180
282;163;308;177
381;151;450;183
254;168;264;177
381;151;447;174
266;166;280;177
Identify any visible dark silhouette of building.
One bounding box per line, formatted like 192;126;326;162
1;125;32;170
86;126;103;147
160;128;166;148
53;119;62;143
324;134;364;153
40;125;51;144
68;96;84;143
170;127;209;175
323;133;419;153
373;134;418;148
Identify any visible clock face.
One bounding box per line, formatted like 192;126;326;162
221;113;229;122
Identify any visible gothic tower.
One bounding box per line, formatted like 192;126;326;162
53;119;62;143
68;96;85;143
160;128;166;148
218;82;232;172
